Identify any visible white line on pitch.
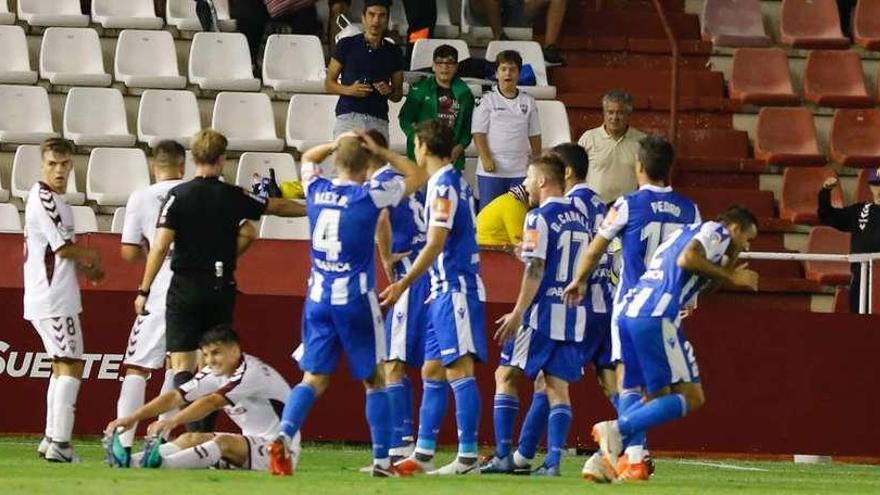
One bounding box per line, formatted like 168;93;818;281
672;460;770;472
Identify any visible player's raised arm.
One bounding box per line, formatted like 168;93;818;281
359;131;428;197
678;208;760;291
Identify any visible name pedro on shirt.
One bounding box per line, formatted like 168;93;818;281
650;201;682;217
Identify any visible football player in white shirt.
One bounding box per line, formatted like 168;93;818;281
107;141;187;465
26;138;105;462
105;325;301;472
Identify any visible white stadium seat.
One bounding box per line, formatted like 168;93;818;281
189;32;260;91
86;148;150;206
184;150;197;179
388;99;407;153
63;87;136;147
262;34;326;93
110;207;126;234
40;28;112;87
18;0;89;27
235;152;298;189
0;1;14;25
115;30;186;89
285;94;338;151
12;145;85;205
0;181;8;202
0;203;20;232
486;40;556;100
259;215;310;240
0;25;38;84
92;0;163;29
0;85;59;145
71;206;98;233
212;92;284;152
536;100;571;148
166;0;234;31
137;89;202;147
410;38;470;71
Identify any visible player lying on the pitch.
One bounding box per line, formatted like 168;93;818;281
103;324;301;471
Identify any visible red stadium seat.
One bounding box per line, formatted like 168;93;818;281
729;48;799;106
676;187;775;219
700;0;771;47
855;167;876;203
804;226;852;285
678;129;750;158
780;0;850;49
803;50;873;108
833;286;850;312
854;0;880;51
779;166;842;224
755;107;825;166
829;109;880;166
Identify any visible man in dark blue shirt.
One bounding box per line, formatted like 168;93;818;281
325;0;404;140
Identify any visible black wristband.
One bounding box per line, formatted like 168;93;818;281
137;288;150;297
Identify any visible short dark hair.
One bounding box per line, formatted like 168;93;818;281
363;0;391;13
414;119;454;159
364;129;388;149
550;143;588;181
530;154;567;189
716;204;758;232
602;90;634;112
151;140;186;167
40;137;75;158
496;50;523;70
433;44;458;61
638;134;675;182
199;324;240;347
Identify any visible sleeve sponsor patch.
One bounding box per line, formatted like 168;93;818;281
431;197;451;222
522;228;539;251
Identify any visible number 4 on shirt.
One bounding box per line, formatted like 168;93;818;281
313;209;342;261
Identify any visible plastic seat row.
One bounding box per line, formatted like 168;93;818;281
0;202;98;233
0;84;573;156
12;0;233;31
775;166;877;227
730;47;875;108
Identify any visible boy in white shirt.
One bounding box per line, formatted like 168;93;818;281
472;50;542;211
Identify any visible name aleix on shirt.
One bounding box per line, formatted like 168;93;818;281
314;191;350;207
650;201;682;217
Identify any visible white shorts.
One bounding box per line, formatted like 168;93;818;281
31;315;83;360
122;307;167;371
242;432;301;472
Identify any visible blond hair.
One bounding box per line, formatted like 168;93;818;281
39;137;75;159
191;129;228;165
335;137;369;173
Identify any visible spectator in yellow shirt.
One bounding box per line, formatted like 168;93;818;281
476;184;531;249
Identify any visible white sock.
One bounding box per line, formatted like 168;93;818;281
625;445;645;463
161;441;222;469
513;450;532;468
45;375;57;439
158;442;182;457
52;376;80;443
116;374;147;447
157;369;177;422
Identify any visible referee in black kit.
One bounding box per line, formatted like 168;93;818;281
134;129;305;431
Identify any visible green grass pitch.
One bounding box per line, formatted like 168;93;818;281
1;437;878;494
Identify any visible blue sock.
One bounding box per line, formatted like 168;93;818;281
618;394;687;438
451;377;481;458
492;393;519;458
401;375;414;442
609;393;620;412
365;388;392;462
414;379;448;455
544;404;573;467
280;383;317;438
515;392;548;460
386;381;407;449
618;390;646;449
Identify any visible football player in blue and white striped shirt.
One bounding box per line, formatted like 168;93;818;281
591;205;758;481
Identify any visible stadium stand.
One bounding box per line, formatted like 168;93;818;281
0;25;38;85
259;215;311;240
804;226;853;285
17;0;89;27
114;29;187;90
235;152;299;189
0;203;20;232
86;148;151;206
410;38;471;71
779;0;850;49
212;92;284;152
285;94;338;151
0;1;13;25
0;85;58;145
829;109;880;166
388;99;407;153
779;166;842;224
11;144;85;205
803;50;874;108
536;100;571;148
110;207;126;234
855;168;875;203
729;47;799;106
754;107;825;166
262;34;326;93
700;0;771;47
91;0;164;30
188;32;260;91
137;89;203;148
165;0;234;32
63;87;136;147
71;205;99;233
854;0;880;51
39;27;112;87
485;40;556;100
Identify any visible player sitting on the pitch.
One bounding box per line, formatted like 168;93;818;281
590;205;759;482
486;155;594;477
104;324;301;471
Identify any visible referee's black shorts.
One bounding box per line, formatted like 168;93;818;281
165;274;237;353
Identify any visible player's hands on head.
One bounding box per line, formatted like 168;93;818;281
729;262;759;291
494;311;522;343
562;281;586;307
822;176;839;190
358;130;385;155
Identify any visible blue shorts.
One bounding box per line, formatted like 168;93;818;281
500;326;585;383
582;312;614;371
424;291;487;366
476;175;526;212
297;292;385;381
385;267;429;368
619;316;701;395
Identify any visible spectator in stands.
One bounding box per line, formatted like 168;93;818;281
818;173;880;313
234;0;322;70
472;50;542;211
577;90;645;204
476;183;531;250
398;44;474;171
327;0;351;53
325;0;404;140
468;0;569;65
838;0;856;39
401;0;437;62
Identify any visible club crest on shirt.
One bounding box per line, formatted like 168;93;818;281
519;103;528;114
